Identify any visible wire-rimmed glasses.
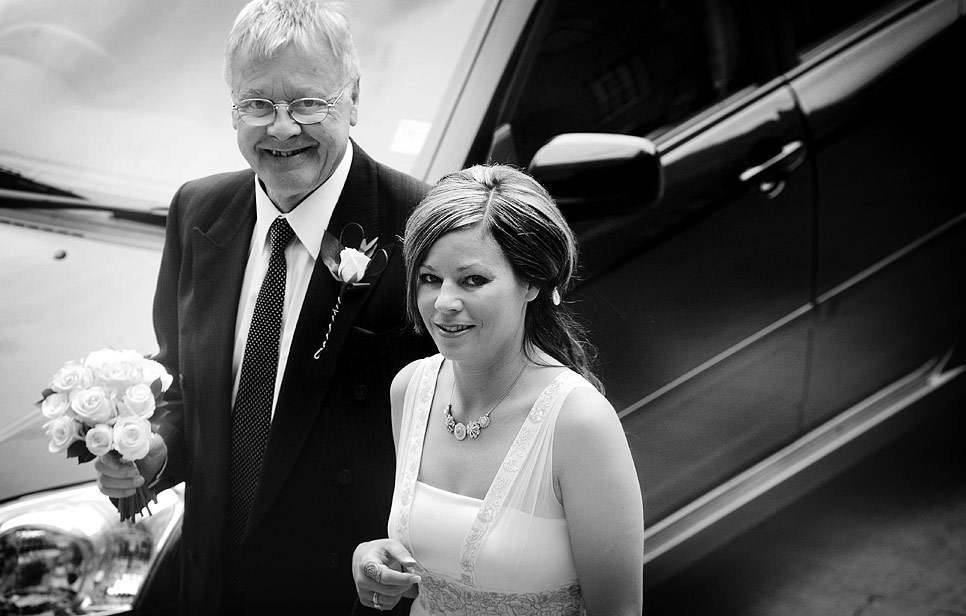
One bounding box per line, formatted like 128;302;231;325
232;86;347;126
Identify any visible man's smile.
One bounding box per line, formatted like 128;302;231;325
264;146;312;157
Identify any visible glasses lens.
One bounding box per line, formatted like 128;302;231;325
235;99;275;126
289;99;330;124
233;96;337;126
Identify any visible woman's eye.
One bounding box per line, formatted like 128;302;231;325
418;273;439;284
464;275;488;287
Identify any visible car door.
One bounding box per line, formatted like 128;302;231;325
472;0;815;567
784;0;966;427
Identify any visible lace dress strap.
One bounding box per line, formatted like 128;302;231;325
393;354;444;552
459;371;588;585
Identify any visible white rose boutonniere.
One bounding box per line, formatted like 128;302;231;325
314;223;390;359
38;348;173;523
337;247;372;284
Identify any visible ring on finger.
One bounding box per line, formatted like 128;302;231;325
364;561;381;583
372;591;382;611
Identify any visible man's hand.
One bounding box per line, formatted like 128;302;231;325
94;433;167;498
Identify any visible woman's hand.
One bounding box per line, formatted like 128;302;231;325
352;538;422;611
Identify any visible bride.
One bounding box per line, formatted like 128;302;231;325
352;164;644;615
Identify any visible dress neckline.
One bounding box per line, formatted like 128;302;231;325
420;357;568;505
396;354;583;587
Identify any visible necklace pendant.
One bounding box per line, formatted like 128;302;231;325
466;420;481;439
453;422;467;441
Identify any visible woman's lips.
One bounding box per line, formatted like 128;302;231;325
435;323;473;335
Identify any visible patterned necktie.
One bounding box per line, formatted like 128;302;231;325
226;216;295;573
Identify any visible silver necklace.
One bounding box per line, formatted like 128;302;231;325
443;361;527;441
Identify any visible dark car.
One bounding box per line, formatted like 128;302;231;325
2;0;963;613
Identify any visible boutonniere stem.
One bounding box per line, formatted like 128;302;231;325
313;223;388;359
314;288;344;359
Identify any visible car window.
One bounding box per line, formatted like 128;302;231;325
788;0;905;55
496;0;766;167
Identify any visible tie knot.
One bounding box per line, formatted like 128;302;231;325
269;217;295;253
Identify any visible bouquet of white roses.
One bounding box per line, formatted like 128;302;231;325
39;348;173;522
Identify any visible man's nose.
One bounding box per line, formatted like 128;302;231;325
266;104;302;139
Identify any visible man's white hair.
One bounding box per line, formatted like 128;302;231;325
224;0;360;90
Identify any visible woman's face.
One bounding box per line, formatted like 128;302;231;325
416;225;537;366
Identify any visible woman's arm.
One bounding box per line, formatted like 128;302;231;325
555;387;645;615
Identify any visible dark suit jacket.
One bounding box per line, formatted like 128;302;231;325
150;142;431;615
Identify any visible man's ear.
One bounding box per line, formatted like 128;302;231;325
348;78;360;126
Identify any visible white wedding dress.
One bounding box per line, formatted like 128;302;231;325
388;354;593;615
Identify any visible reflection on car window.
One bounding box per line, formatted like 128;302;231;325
789;0;902;55
503;0;760;166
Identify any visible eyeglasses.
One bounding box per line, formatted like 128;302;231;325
232;86;347;126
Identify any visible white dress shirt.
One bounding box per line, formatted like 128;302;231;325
231;141;354;419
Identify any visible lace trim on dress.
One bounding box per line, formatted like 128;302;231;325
394;355;444;551
396;356;589;605
459;373;583;585
415;575;583;616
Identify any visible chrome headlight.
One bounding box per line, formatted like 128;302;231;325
0;482;183;615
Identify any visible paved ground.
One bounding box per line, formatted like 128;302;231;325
646;399;966;616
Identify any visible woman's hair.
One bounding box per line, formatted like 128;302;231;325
404;164;602;391
223;0;360;88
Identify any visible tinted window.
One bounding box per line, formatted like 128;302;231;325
502;0;765;166
789;0;904;54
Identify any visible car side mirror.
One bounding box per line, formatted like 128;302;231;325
528;133;663;219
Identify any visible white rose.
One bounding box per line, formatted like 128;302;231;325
83;348;121;371
70;386;116;425
113;415;152;461
85;424;114;457
337;248;371;283
91;352;143;394
41;392;71;419
140;358;173;392
45;416;81;454
50;360;92;393
118;383;156;418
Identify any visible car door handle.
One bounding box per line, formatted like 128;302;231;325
739;140;806;198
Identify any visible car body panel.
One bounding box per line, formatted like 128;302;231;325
1;0;964;607
583;84;814;519
0;215;162;501
790;1;966;426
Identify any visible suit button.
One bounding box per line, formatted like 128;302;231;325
326;553;340;568
338;469;353;485
354;384;369;400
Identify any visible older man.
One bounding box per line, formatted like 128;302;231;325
95;1;430;613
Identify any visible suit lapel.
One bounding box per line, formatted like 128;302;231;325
249;147;388;530
187;177;256;509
